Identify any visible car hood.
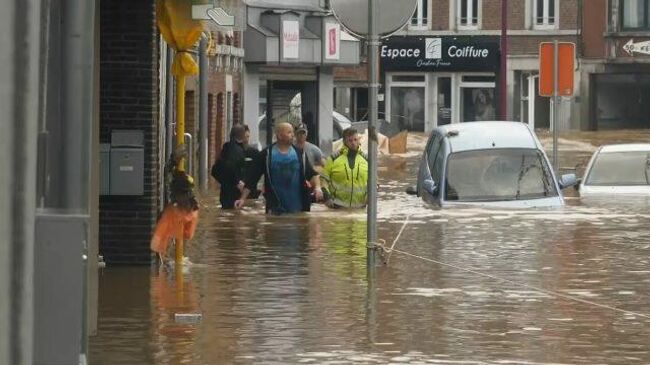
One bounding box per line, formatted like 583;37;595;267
441;196;564;209
580;185;650;197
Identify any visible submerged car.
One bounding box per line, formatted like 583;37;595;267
579;144;650;197
408;121;577;208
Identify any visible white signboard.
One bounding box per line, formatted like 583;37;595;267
282;20;300;59
325;22;341;60
623;39;650;56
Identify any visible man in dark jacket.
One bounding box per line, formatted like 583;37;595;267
213;124;247;209
235;122;323;214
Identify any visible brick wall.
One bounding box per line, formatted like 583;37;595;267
509;35;579;54
482;0;503;30
582;0;607;58
99;0;159;265
430;0;450;30
559;0;579;29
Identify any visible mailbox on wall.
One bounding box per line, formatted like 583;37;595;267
109;130;144;196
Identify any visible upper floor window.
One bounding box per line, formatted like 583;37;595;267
410;0;429;29
622;0;650;29
534;0;557;29
458;0;480;29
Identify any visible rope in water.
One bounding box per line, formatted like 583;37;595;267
375;217;650;320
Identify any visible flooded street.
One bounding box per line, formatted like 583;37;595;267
91;130;650;364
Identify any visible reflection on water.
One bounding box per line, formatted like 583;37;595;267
91;131;650;364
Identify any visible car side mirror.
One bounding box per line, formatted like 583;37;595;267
405;186;418;195
559;173;578;189
573;177;582;191
423;178;438;195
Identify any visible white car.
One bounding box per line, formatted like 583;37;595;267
580;144;650;197
408;121;577;208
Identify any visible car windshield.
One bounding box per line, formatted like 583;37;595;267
445;148;558;202
586;151;650;186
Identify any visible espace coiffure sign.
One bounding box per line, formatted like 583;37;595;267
381;36;500;72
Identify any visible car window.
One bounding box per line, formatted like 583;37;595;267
430;141;445;184
427;135;441;174
586;151;650;186
444;148;558;201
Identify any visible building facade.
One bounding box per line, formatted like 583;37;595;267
581;0;650;130
242;0;360;154
185;30;244;178
380;0;581;132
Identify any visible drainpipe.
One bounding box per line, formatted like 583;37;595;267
199;35;209;191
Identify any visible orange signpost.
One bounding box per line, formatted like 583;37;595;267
539;41;575;173
539;42;575;97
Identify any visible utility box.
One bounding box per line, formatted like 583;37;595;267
100;143;111;195
110;130;144;196
34;211;88;365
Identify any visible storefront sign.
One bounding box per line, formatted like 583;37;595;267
325;22;341;60
381;36;500;72
282;20;300;60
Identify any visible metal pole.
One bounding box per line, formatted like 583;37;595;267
552;40;559;172
367;0;378;268
199;36;209;191
1;0;41;362
166;48;174;165
266;80;273;147
499;0;508;119
175;75;186;265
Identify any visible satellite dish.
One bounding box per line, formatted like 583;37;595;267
329;0;418;39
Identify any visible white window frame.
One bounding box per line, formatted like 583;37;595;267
431;73;455;129
533;0;559;30
458;73;496;123
385;73;430;131
520;72;539;128
409;0;429;30
457;0;481;30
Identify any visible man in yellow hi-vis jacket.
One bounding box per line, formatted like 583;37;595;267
323;128;368;208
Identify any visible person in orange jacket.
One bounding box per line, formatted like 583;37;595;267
151;168;199;263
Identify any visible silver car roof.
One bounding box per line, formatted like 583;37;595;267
598;143;650;153
434;121;539;153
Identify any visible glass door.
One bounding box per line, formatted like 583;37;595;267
437;77;452;126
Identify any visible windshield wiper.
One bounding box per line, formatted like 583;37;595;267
515;155;526;200
516;155;552;199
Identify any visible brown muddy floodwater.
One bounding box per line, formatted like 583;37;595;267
91;130;650;364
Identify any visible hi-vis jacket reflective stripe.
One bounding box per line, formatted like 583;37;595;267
324;147;368;208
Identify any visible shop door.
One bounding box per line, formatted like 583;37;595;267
437;77;452;126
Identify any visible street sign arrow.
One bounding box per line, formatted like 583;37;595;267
207;7;235;27
623;39;650;56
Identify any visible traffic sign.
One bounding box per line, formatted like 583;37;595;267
329;0;417;38
623;39;650;56
539;42;575;97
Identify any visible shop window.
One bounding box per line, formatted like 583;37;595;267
461;88;495;122
533;0;557;29
459;75;495;122
390;87;426;131
458;0;480;29
410;0;429;29
622;0;650;30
